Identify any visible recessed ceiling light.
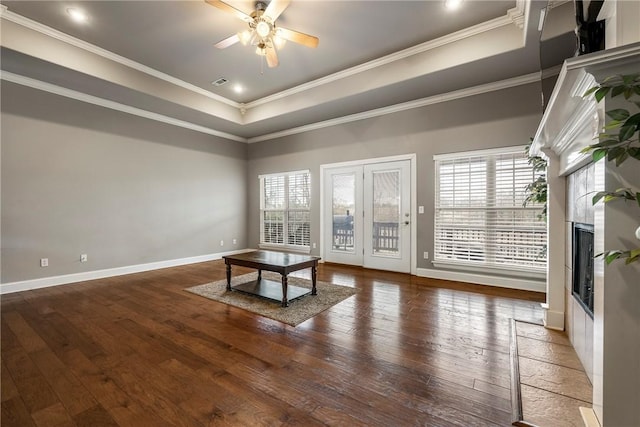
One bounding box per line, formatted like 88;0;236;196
444;0;463;10
66;8;88;23
232;84;244;94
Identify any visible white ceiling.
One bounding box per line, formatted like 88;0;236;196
0;0;549;142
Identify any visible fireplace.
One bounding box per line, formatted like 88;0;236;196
572;222;594;318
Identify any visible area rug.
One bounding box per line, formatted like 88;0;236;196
185;271;357;326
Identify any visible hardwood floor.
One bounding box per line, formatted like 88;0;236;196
1;260;545;426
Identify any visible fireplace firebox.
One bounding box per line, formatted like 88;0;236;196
572;223;594;318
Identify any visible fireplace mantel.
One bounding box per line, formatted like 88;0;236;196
531;42;640;175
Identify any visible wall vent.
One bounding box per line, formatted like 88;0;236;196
211;78;229;86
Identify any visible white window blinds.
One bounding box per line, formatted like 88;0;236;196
434;147;547;275
260;170;311;250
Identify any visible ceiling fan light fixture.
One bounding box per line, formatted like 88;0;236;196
273;35;286;50
255;46;267;56
237;30;252;46
255;20;271;38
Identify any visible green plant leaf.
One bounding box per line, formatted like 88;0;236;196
629;147;640;161
592;192;606;205
605;109;628;121
583;86;600;97
604;251;623;264
623;113;640;128
607;146;625;161
598;139;624;147
624;87;634;99
636;192;640;208
615;151;630;166
618;125;636;142
595;86;610;102
603;121;622;131
592;148;607;162
580;146;593;154
611;85;626;98
628;248;640;263
622;74;639;84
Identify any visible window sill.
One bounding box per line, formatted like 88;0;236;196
259;243;311;254
431;259;546;280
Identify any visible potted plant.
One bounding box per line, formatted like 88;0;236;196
582;74;640;264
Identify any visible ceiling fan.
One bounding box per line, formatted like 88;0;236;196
205;0;319;68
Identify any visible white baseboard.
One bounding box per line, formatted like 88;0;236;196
543;305;565;330
579;407;601;427
416;267;546;293
0;248;255;295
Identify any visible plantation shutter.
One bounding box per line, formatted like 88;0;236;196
260;170;311;250
434;147;547;275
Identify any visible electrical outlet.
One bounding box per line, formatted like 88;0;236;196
220;240;224;246
40;258;49;267
232;239;237;245
80;254;88;262
418;206;425;214
423;251;429;259
312;243;317;249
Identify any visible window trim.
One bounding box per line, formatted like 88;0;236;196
432;146;547;278
259;170;311;253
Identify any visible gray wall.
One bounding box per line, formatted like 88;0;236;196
596;158;640;426
1;82;248;283
1;80;543;284
247;82;543;270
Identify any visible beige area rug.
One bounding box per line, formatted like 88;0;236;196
185;271;357;326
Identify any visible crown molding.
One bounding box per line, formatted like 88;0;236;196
0;71;248;143
2;69;540;145
2;3;529;119
248;72;541;143
245;8;525;109
0;6;240;109
507;0;526;29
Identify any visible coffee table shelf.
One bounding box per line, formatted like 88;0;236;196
232;278;311;303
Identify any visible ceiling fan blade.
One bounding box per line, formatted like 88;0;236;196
266;45;279;68
214;34;239;49
277;27;319;48
264;0;290;21
204;0;253;23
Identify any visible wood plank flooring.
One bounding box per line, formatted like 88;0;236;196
1;260;545;426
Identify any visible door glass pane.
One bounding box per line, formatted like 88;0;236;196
332;174;355;253
372;170;400;256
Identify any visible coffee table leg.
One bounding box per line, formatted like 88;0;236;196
311;264;317;296
225;263;232;291
281;275;288;307
257;269;262;281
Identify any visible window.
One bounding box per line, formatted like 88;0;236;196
433;147;547;276
260;170;311;251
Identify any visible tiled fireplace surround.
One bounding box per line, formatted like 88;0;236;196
565;164;596;383
532;41;640;426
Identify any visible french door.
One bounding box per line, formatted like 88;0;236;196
323;159;411;273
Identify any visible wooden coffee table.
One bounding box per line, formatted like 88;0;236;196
223;250;321;307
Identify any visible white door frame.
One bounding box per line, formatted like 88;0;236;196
319;153;417;275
